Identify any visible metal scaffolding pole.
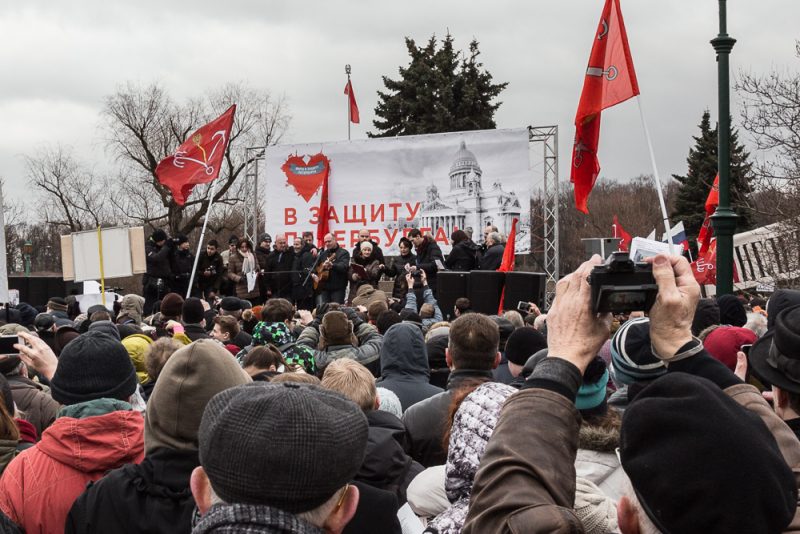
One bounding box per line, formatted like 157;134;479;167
243;146;265;244
528;125;560;308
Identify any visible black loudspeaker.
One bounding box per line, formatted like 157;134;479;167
468;271;506;315
8;276;79;306
503;272;547;310
437;271;469;321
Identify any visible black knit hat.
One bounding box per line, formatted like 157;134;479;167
716;294;747;327
691;298;720;336
182;298;205;325
176;234;189;245
50;331;138;405
620;373;797;534
505;326;547;366
199;382;368;513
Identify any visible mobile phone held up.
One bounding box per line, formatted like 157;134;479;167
517;301;532;313
0;335;20;357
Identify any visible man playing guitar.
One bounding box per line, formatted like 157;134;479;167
311;233;351;305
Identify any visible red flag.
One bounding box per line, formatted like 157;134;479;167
156;105;236;206
612;215;632;251
315;155;332;247
344;80;360;124
497;218;518;314
691;239;740;285
697;174;719;254
571;0;639;213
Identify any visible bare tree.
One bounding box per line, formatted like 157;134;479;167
737;41;800;222
102;82;290;236
25;145;115;232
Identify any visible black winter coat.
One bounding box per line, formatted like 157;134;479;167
195;251;224;292
66;448;198;534
344;481;402;534
401;369;494;468
414;237;444;294
292;243;317;301
445;240;481;271
358;410;423;505
264;249;295;299
385;252;416;299
145;239;173;280
376;323;443;411
480;243;505;270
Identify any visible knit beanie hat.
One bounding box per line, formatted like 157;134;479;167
182;298;205;325
703;326;757;371
376;387;403;419
88;320;121;340
50;331;138;405
198;382;368;513
691;298;720;336
489;316;515;352
321;311;353;346
151;229;168;242
146;339;251;454
576;357;609;413
54;325;80;355
716;294;747;327
504;326;547;366
620;373;797;534
160;293;184;319
15;303;37;328
609;318;665;387
34;313;55;332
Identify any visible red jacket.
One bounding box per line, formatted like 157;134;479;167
0;409;144;534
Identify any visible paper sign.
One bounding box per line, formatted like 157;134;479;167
629;237;684;263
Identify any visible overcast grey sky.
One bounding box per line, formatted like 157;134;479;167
2;0;798;207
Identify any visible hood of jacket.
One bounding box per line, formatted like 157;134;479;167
252;321;294;347
578;420;621;452
37;408;144;473
379;323;429;378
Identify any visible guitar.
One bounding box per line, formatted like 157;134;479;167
313;251;336;291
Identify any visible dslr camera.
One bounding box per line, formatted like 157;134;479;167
588;252;657;314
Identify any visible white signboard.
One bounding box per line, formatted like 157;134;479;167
71;227;133;282
263;128;532;255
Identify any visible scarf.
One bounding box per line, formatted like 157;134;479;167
193;503;324;534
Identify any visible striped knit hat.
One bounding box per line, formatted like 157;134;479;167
609;317;666;387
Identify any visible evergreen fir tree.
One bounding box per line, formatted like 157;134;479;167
672;110;753;236
371;34;507;137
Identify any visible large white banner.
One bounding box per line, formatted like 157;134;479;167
264;128;532;255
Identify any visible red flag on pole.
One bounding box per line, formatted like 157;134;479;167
697;174;719;254
571;0;640;213
344;80;360;124
156;105;236;206
497;218;518;314
612;215;632;251
315;155;332;247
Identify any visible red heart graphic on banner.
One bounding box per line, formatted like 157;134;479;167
281;153;330;202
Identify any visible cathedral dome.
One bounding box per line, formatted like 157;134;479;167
449;140;482;176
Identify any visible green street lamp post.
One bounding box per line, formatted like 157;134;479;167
710;0;737;295
23;241;33;277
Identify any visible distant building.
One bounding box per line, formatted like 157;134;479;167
419;140;521;241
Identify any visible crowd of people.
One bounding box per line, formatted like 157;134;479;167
143;225;509;316
0;226;795;533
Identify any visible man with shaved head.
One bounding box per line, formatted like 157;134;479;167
311;234;351;305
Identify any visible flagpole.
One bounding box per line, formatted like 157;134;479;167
345;64;352;141
636;96;675;256
186;179;219;299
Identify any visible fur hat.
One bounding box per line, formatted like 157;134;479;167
47;297;68;313
151;229;168;242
